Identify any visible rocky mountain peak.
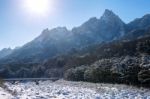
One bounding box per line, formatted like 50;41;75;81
42;28;50;34
33;26;71;45
103;9;114;16
51;27;69;34
41;27;69;35
100;9;120;21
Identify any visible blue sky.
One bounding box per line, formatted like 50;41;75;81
0;0;150;50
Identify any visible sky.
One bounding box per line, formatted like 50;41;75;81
0;0;150;50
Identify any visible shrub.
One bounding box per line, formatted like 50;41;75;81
0;78;4;87
137;40;150;55
64;66;87;81
138;69;150;86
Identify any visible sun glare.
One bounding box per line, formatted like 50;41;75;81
23;0;51;15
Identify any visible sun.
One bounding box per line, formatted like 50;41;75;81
23;0;51;15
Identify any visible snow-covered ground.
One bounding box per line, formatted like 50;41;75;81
0;80;150;99
0;87;13;99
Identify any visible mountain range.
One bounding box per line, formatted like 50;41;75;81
0;9;150;86
0;9;126;62
0;9;146;62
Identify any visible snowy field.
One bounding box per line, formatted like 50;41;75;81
0;80;150;99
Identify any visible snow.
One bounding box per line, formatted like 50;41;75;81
0;80;150;99
0;87;13;99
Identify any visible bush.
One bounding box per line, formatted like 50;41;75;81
84;68;94;82
0;78;4;87
65;57;141;84
84;68;100;83
64;66;87;81
137;40;150;55
138;69;150;85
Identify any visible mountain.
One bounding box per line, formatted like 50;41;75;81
122;27;150;40
122;14;150;40
72;9;125;46
98;9;125;39
0;9;126;64
0;48;12;59
127;14;150;31
1;27;73;63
